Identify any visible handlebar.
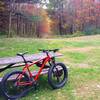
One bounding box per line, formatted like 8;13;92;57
39;49;59;53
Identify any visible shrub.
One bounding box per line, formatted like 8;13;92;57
0;32;6;35
83;27;100;35
71;31;84;37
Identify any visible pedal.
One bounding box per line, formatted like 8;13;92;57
30;78;39;90
34;81;39;90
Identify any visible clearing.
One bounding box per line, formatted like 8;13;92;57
0;35;100;100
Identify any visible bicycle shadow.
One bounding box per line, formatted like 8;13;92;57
0;75;52;100
0;83;6;100
37;75;52;89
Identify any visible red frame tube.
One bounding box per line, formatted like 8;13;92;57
17;55;51;86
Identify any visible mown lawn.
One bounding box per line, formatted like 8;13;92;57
0;35;100;100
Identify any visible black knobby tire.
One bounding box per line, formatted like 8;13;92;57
48;63;68;89
1;71;30;99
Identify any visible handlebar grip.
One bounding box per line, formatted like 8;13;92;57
53;49;59;52
38;49;43;51
38;49;45;52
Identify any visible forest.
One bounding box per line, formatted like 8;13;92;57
0;0;100;38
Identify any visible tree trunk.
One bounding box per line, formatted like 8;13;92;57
8;11;12;37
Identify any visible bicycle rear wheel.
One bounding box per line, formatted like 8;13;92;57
1;71;30;99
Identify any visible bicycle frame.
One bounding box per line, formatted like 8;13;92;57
17;54;51;86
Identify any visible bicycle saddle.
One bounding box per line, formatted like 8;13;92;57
17;52;28;56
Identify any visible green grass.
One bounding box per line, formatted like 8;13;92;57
63;52;88;63
0;35;100;100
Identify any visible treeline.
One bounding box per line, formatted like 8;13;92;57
48;0;100;35
0;0;51;37
0;0;100;37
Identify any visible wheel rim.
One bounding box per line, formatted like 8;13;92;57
51;65;65;85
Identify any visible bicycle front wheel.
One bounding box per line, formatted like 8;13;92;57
48;63;68;89
1;71;30;99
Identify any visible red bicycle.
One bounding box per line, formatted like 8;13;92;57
1;49;68;99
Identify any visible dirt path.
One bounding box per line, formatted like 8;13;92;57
75;81;100;99
62;46;95;53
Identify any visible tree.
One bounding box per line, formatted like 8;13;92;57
0;1;8;34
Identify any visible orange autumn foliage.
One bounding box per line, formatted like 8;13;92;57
39;9;51;37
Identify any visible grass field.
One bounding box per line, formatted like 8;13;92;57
0;35;100;100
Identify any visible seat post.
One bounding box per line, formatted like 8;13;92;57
22;56;27;64
17;52;28;64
